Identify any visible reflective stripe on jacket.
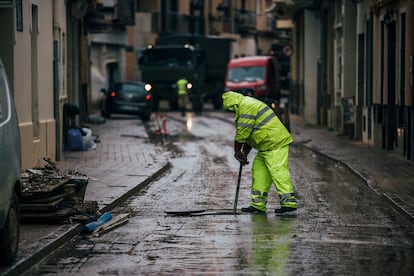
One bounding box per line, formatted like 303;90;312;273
177;79;188;95
222;91;293;151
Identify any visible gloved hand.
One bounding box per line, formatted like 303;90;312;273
242;144;252;155
234;151;249;165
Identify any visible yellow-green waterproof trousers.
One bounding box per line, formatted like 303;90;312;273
250;145;297;211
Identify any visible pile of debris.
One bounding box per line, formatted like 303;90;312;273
21;158;99;224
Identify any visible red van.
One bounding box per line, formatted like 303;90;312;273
224;55;290;130
224;55;280;101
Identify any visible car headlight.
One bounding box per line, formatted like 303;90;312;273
145;84;152;92
186;82;192;90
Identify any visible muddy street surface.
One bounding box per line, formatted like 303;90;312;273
25;110;414;275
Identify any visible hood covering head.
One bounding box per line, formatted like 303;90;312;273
222;91;244;113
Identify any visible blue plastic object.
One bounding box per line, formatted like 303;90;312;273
66;128;85;151
84;212;112;233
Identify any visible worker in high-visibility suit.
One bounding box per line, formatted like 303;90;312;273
222;91;298;214
176;77;189;116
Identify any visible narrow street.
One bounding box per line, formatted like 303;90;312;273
2;2;414;275
24;110;414;275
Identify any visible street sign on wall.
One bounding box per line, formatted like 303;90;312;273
282;44;294;57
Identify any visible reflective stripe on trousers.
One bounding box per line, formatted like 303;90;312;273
251;190;268;207
280;192;297;208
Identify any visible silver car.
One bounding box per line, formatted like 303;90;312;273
0;58;21;266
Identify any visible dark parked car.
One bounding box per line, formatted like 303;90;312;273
101;81;153;121
0;58;21;266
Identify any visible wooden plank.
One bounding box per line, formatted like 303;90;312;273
21;190;75;204
91;213;129;237
92;218;129;237
20;198;64;211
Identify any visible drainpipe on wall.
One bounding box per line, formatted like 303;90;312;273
410;1;414;160
53;2;60;161
53;40;60;161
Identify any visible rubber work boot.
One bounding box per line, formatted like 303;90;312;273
275;206;297;214
241;206;265;214
276;194;298;214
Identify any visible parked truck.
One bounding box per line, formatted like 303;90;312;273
138;34;233;111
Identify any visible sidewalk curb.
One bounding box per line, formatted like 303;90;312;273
300;143;414;224
2;161;171;276
100;162;171;213
2;225;81;276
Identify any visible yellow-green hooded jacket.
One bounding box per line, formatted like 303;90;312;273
177;78;188;95
222;91;293;151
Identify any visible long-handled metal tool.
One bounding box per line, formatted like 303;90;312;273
165;164;244;217
233;164;243;215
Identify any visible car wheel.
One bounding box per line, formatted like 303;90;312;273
0;191;20;266
141;114;151;122
102;109;111;118
152;97;160;112
169;100;179;111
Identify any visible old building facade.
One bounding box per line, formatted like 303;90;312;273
0;0;68;168
125;0;292;82
0;0;131;170
2;0;414;170
291;0;414;160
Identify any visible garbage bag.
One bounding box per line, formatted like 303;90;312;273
65;128;85;151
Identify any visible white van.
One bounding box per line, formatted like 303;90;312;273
0;58;21;266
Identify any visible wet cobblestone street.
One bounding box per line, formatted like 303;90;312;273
24;112;414;276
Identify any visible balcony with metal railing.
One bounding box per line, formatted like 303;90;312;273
234;9;256;33
209;15;232;35
150;11;204;35
145;8;257;37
